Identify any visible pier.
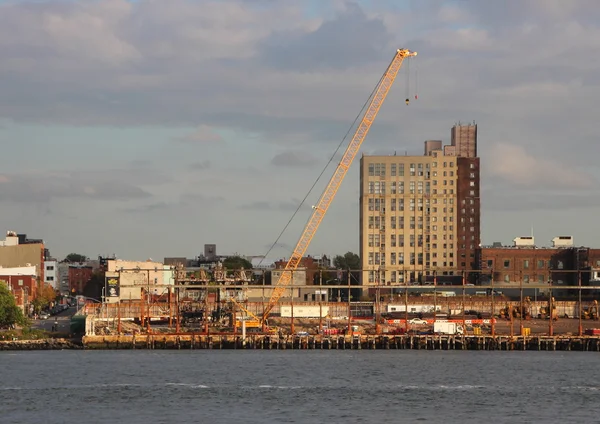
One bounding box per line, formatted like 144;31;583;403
82;333;600;352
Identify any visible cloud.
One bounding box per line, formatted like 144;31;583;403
2;0;600;258
238;199;311;212
0;164;172;204
121;201;169;214
271;151;317;167
484;191;600;212
180;193;226;206
175;125;223;143
259;2;390;70
189;160;211;170
487;143;595;190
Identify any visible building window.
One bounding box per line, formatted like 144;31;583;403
504;260;510;268
537;260;544;269
368;164;375;176
46;276;54;281
368;271;375;283
368;235;374;247
523;260;529;269
523;275;530;283
46;266;54;271
504;274;510;283
391;164;396;176
487;260;493;268
538;275;545;283
391;271;397;283
399;163;405;176
391;253;396;265
469;181;475;187
368;253;374;265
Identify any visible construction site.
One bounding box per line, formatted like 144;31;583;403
71;48;600;351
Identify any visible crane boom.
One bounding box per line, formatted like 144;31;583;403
263;48;416;321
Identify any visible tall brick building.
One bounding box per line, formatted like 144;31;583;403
359;123;480;288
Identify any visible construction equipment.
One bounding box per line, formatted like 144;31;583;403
261;48;417;328
581;300;598;320
230;297;263;329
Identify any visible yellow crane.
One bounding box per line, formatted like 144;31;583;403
262;48;417;328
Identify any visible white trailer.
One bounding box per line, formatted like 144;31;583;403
386;304;441;313
433;321;464;335
280;305;329;318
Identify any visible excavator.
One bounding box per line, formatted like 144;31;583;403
226;49;417;332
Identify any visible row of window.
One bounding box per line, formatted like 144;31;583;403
488;259;600;270
367;181;477;196
368;217;477;233
488;259;556;269
367;268;485;283
367;161;463;177
366;263;459;282
497;274;549;283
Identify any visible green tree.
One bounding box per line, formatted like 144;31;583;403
31;284;58;313
223;256;253;270
0;283;26;328
333;252;360;270
64;253;87;263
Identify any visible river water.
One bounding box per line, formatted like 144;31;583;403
2;350;600;423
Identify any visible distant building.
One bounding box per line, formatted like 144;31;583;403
103;259;175;303
204;244;217;260
479;236;600;290
0;231;46;283
0;268;37;313
44;260;58;290
68;265;94;295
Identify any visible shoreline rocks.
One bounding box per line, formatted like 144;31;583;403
0;338;83;350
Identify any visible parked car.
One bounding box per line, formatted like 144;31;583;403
39;312;50;320
408;318;428;325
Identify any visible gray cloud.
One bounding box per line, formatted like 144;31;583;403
271;151;317;168
189;160;211;171
258;2;390;70
483;191;600;212
2;0;600;258
121;201;170;214
238;199;311;212
174;126;223;143
0;171;152;203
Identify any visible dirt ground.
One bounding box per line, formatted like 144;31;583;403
268;317;600;336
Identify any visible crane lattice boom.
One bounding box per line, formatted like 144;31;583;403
263;49;417;322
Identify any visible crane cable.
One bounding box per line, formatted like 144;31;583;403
258;68;388;267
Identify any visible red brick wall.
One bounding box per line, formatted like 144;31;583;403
68;266;93;294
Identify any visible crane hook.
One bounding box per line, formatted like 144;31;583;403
405;98;410;105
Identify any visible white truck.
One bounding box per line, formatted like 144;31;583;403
433;322;464;335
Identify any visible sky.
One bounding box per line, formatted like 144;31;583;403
1;0;599;261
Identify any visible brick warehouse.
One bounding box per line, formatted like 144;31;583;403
479;237;600;288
